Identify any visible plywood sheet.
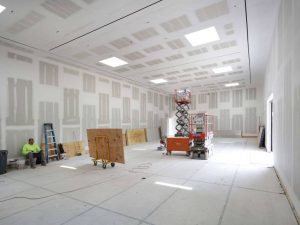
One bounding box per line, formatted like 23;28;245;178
63;141;84;157
87;129;124;164
122;133;127;146
41;143;55;156
42;141;84;158
146;128;159;142
126;128;147;145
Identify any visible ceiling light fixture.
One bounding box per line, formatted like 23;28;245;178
99;57;128;67
150;79;168;84
212;66;233;74
225;82;239;87
0;4;6;13
185;26;220;46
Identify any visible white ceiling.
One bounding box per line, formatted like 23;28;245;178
0;0;280;93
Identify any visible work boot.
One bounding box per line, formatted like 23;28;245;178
28;153;36;169
41;161;46;166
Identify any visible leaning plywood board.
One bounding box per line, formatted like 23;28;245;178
41;143;54;156
122;133;127;146
63;141;84;157
126;128;147;145
87;129;125;164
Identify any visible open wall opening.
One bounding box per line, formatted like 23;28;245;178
266;93;273;153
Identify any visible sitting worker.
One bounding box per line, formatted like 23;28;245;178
22;138;46;168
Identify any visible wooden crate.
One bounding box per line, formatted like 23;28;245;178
126;128;147;145
87;129;125;164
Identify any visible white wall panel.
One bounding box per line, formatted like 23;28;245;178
263;0;300;215
169;88;260;135
0;44;168;157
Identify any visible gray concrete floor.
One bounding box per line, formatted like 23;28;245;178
0;138;298;225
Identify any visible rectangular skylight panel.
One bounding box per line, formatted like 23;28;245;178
150;79;168;84
213;66;232;74
225;82;239;87
185;26;220;46
99;57;128;67
0;4;6;13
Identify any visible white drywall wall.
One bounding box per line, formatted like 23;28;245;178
264;0;300;216
0;43;168;158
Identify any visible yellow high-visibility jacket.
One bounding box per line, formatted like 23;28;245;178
22;144;41;155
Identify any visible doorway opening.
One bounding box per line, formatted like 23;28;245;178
267;94;274;152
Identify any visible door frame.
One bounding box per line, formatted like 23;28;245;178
266;94;274;152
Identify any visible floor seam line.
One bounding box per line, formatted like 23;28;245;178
216;138;246;225
95;205;145;223
140;188;179;225
233;185;284;194
59;205;97;225
140;163;206;225
0;173;132;221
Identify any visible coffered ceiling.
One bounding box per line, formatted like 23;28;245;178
0;0;280;93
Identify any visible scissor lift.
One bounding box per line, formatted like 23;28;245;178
166;90;214;159
188;113;214;160
174;89;191;137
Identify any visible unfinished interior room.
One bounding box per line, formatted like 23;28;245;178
0;0;299;224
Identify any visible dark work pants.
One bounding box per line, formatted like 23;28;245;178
27;152;43;165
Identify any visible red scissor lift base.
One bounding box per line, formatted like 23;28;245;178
189;113;214;160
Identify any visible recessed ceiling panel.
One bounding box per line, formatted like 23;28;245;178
82;0;96;4
195;0;229;22
145;59;164;65
41;0;81;19
166;71;180;75
160;15;192;33
144;44;164;53
165;54;184;61
212;40;237;50
114;68;130;73
187;47;208;56
222;58;241;64
182;67;198;72
132;27;159;41
123;51;145;60
90;45;114;56
6;11;45;34
166;39;185;49
72;51;92;60
110;37;134;49
129;64;145;69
